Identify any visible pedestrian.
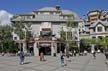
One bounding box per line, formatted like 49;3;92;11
92;50;96;59
74;50;76;56
40;52;43;61
60;53;65;67
42;53;46;61
105;51;108;59
66;51;71;62
105;50;108;64
18;50;25;65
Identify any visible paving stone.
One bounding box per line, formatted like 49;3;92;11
0;53;107;71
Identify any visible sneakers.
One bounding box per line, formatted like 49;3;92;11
20;62;24;65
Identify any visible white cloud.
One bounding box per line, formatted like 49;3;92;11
0;10;13;25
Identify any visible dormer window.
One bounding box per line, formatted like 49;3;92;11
97;26;102;32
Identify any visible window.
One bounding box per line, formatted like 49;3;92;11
92;37;96;38
106;36;108;38
40;31;52;36
67;32;72;40
33;15;35;18
105;27;107;31
14;37;17;40
98;36;102;40
97;26;102;32
93;28;95;32
26;16;30;19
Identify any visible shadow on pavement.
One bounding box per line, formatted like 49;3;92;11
24;62;31;64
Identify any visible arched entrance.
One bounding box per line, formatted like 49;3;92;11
39;46;51;55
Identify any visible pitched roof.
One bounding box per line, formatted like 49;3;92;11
90;20;108;28
101;10;108;16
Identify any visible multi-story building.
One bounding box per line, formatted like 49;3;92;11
11;6;81;56
80;10;108;39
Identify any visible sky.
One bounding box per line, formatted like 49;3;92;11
0;0;108;17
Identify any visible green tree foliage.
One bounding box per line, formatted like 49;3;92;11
80;38;91;51
60;26;66;41
0;25;18;53
80;37;108;50
12;21;25;39
12;20;32;40
60;14;78;50
66;15;75;28
68;41;78;51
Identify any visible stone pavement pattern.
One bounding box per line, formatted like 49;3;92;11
0;53;108;71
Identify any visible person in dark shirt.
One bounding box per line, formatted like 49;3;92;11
18;50;25;65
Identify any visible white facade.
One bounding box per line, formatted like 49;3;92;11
11;6;80;56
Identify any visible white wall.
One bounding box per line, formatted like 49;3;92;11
40;22;52;31
31;23;41;37
52;23;63;38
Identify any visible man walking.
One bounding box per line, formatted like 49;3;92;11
60;53;65;67
18;50;25;65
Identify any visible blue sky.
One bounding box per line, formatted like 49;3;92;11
0;0;108;17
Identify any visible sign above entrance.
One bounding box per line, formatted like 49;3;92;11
38;42;51;47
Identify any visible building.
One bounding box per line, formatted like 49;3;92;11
80;10;108;39
11;6;81;56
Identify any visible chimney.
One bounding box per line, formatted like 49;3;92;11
56;5;60;10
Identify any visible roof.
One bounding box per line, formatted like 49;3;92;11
62;10;74;15
85;22;91;26
90;20;108;28
12;14;65;22
101;10;108;16
12;6;81;22
87;9;101;15
61;10;81;21
35;7;57;11
19;14;34;16
31;14;65;22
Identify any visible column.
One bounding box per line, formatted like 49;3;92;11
33;42;39;56
51;42;55;56
54;42;57;53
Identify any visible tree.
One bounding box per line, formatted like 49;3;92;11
0;25;18;53
12;20;32;40
80;37;108;51
60;14;78;51
60;26;66;41
80;38;91;51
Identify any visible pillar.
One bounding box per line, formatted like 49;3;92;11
33;42;39;56
54;42;57;53
51;42;55;56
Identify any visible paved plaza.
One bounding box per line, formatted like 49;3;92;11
0;53;108;71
